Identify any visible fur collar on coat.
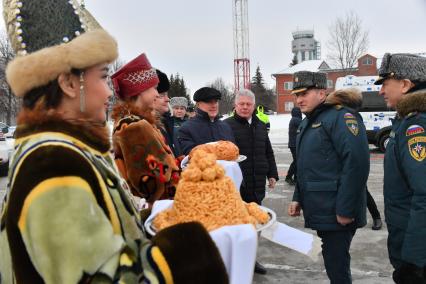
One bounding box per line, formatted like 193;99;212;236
111;101;156;125
15;103;110;153
325;88;363;111
397;88;426;118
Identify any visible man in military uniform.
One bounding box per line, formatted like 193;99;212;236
375;53;426;284
288;71;370;284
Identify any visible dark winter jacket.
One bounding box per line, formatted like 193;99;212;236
293;89;370;231
225;114;278;204
177;109;235;155
288;107;302;148
384;88;426;268
160;112;178;156
172;116;187;156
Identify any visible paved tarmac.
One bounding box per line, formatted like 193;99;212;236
0;142;393;283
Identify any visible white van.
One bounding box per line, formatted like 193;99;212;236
335;75;396;152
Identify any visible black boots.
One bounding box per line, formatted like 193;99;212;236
254;261;267;275
372;218;382;230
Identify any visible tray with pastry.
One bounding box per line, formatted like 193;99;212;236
145;148;276;236
181;140;247;169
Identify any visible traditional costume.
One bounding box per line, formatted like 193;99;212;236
0;1;227;283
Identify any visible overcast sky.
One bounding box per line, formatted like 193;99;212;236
1;0;426;95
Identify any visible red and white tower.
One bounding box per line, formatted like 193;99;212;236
232;0;250;92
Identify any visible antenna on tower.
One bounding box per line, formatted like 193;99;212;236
232;0;250;92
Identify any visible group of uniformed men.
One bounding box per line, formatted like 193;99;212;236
288;53;426;284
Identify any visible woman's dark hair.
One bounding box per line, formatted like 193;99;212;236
23;68;82;109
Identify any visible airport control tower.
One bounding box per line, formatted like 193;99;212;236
292;30;321;63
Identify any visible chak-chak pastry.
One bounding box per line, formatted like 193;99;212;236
153;149;269;232
189;140;239;161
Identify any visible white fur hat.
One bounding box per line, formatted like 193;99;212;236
170;97;188;108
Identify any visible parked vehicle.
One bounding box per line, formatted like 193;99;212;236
335;75;395;152
0;122;15;176
5;126;16;138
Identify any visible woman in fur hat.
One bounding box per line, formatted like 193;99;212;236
111;54;180;206
170;96;189;156
0;1;227;284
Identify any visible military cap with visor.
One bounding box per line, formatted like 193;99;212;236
291;71;328;94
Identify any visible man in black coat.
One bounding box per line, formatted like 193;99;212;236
225;89;279;275
177;87;235;155
285;107;302;185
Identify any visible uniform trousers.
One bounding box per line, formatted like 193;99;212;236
317;229;356;284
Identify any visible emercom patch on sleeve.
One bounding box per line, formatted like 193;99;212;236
344;112;359;136
408;136;426;162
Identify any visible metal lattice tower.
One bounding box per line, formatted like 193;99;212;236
233;0;250;92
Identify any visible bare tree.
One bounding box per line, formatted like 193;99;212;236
0;31;18;125
327;11;369;69
109;58;125;75
107;58;125;120
207;78;235;115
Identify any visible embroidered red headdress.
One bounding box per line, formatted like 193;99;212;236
111;53;159;99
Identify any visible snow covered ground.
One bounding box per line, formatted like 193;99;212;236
269;114;291;145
